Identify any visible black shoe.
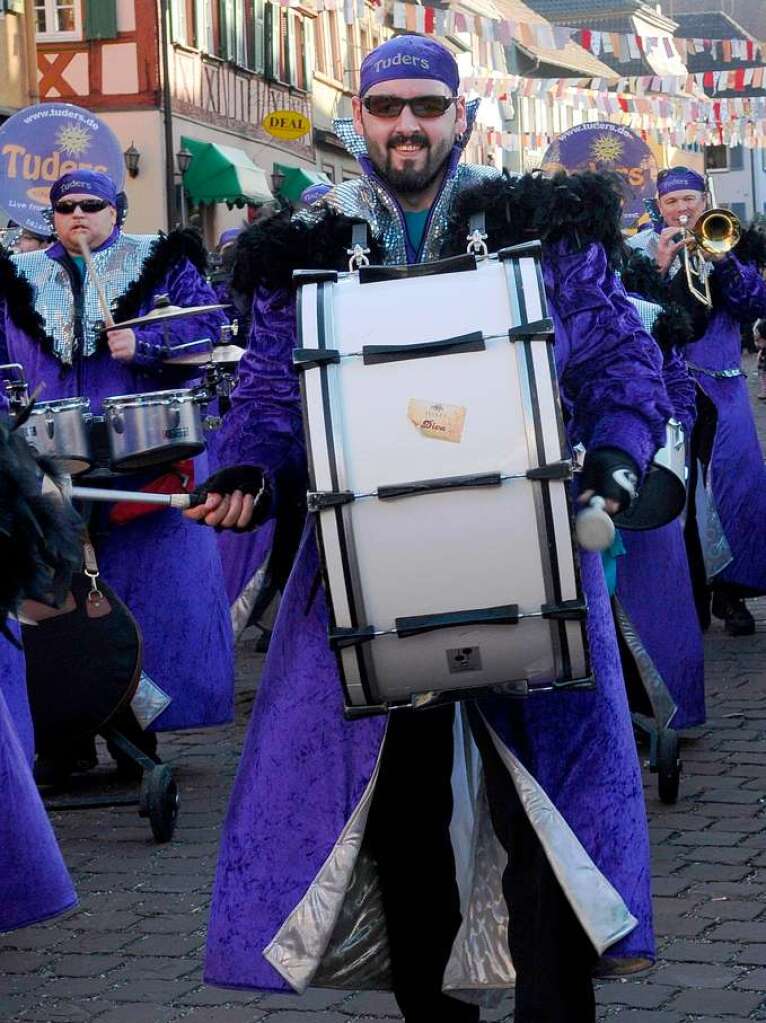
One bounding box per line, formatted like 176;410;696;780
711;593;755;636
34;756;75;789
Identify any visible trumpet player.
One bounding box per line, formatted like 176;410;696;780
628;166;766;636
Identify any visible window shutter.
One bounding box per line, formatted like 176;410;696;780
264;2;279;81
303;17;315;88
252;0;265;73
729;146;744;172
84;0;118;40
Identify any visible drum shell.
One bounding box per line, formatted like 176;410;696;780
614;419;686;531
20;397;92;475
298;252;591;714
103;390;205;471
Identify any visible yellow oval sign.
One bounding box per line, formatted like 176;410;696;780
261;110;311;141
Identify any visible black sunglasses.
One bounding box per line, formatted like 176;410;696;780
53;199;111;215
362;95;457;119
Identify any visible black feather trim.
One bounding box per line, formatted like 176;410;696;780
619;248;672;306
650;305;695;353
232;209;384;296
0;420;83;626
112;228;209;323
0;248;53;347
733;224;766;270
442;171;625;267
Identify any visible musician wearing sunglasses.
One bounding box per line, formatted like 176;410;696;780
628;166;766;637
0;168;236;776
189;35;672;1023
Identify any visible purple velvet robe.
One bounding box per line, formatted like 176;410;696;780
0;234;235;731
686;254;766;592
204;228;671;994
0;632;77;932
617;345;705;730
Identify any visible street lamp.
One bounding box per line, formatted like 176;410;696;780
123;142;141;178
175;146;193;227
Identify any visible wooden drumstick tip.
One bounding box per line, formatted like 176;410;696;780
78;236;115;328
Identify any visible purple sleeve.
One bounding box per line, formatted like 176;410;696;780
662;346;697;436
213;285;306;489
547;241;671;474
712;253;766;323
130;258;228;370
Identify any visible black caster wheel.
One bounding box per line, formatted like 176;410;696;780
139;764;179;843
657;729;681;805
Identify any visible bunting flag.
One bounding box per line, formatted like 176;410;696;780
346;0;766;65
462;67;766;97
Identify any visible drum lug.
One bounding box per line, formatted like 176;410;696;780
308;490;355;512
110;411;125;435
330;626;376;649
45;412;55;439
526;460;573;481
541;599;588;621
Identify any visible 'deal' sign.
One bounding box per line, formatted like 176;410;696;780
0;103;125;234
261;110;311;141
541;122;657;231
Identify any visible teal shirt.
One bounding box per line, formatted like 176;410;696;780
403;210;429;254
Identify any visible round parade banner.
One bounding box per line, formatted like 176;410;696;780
0;103;125;234
541;123;658;231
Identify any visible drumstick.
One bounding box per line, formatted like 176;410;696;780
78;237;115;328
68;485;205;510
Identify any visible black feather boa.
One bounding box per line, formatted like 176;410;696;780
232;210;383;297
0;248;52;347
618;248;695;352
112;228;209;322
732;223;766;270
441;171;626;267
0;419;83;635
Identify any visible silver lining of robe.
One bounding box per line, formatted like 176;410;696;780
613;597;678;730
230;556;271;638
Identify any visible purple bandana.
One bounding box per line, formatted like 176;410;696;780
50;170;117;207
657;167;705;197
300;183;332;206
359;35;459;98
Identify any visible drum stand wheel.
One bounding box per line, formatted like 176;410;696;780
655;728;682;805
139;763;180;843
634;716;682;805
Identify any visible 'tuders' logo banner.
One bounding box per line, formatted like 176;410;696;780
542;123;658;231
0;103;125;234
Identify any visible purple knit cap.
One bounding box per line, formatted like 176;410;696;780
359;35;459;97
50;170;117;206
657;167;705;197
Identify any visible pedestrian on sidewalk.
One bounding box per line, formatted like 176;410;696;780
754;318;766;400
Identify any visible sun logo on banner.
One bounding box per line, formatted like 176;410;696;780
56;124;93;157
590;134;623;163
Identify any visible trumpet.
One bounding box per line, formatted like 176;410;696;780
678;207;741;307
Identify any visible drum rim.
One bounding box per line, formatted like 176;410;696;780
103;388;196;409
28;396;91;414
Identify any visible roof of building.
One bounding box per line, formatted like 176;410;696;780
492;0;617;77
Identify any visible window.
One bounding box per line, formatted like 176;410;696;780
705;145;744;173
321;163;336;182
314;11;342;83
731;202;747;221
35;0;81;40
194;0;216;54
264;4;308;89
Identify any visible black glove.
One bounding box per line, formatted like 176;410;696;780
193;465;272;533
580;447;639;513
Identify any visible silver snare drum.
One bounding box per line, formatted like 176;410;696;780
102;389;205;471
21;396;92;475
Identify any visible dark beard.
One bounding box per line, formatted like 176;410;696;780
370;133;452;196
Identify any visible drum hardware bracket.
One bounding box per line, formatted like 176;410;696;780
507;319;555;341
526;461;573;482
395;604;520;638
362;331;485;365
348;222;371;271
308;490;355;512
293;348;341;370
541;599;588;621
497;240;544;261
330;626;377;649
293;269;340;286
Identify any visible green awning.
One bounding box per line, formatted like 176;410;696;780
274;164;333;204
181;137;274;206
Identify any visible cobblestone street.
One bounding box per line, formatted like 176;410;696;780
2;354;766;1022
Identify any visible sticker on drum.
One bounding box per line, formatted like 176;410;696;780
407;398;467;443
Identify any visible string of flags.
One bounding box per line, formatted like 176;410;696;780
462;67;766;98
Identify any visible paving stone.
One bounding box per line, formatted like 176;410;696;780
668;987;764;1015
596;982;677;1009
257;989;349;1010
179;1010;266;1022
654;961;741;987
50;954;125;977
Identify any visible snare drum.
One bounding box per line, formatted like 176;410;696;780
102;389;205;471
20;396;92;475
295;244;591;716
614;419;686;531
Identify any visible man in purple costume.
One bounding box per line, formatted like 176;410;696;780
0;404;77;931
189;37;671;1022
0;171;235;773
628;166;766;636
614;262;705;734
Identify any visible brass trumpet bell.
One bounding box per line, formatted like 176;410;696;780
680;208;741;307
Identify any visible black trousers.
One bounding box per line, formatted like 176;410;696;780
365;705;598;1023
